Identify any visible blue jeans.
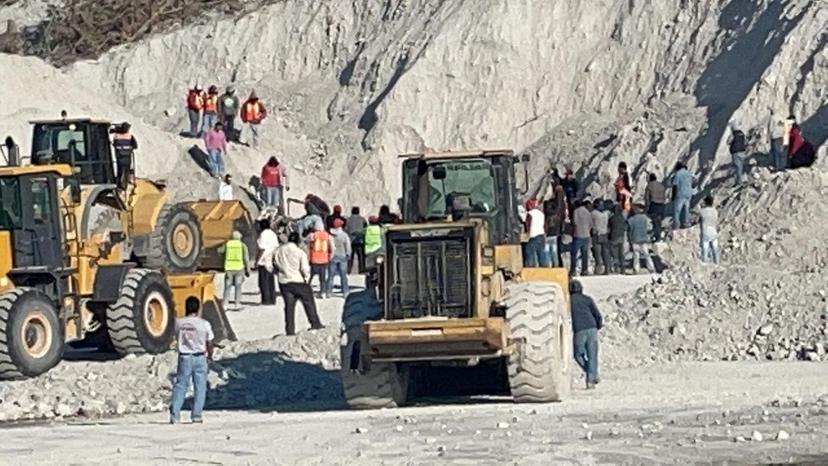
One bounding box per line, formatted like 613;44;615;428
732;151;745;185
524;235;550;267
328;256;349;296
570;237;589;275
188;109;201;136
208;149;225;177
202;112;217;134
573;328;599;385
700;237;721;263
264;186;282;209
673;196;691;229
169;353;209;422
545;236;560;267
771;139;786;170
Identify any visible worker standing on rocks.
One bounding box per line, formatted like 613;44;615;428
186;84;204;137
627;205;656;274
346;207;367;273
218;174;234;201
524;198;549;267
240;90;267;148
328;218;352;297
169;297;214;424
590;200;610;275
326;204;346;231
202;85;219;135
260;157;287;212
273;232;324;336
203;121;227;178
219;86;240;140
670;162;693;230
614;162;633;213
220;230;250;311
570;199;593;276
561;167;579;219
256;219;279;305
768;110;787;171
728;124;747;186
644;173;667;241
698;195;720;264
570;280;602;389
308;219;335;298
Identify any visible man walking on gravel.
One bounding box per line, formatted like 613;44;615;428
570;280;602;389
169;297;214;424
274;232;324;336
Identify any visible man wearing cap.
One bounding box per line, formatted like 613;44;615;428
219;230;250;310
570;279;602;389
328;217;352;296
218;85;240;140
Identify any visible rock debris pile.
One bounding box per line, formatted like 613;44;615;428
0;328;341;422
603;159;828;367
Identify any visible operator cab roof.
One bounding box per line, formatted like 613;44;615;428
29;118;112;125
0;164;73;177
398;149;515;160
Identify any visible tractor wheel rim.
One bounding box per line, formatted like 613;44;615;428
21;311;52;359
172;224;194;258
144;291;169;338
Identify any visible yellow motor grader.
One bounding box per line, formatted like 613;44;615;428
0;119;249;379
340;149;572;408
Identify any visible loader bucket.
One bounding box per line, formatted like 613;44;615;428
185;200;256;271
167;272;237;342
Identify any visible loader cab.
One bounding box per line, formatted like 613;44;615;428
30;119;116;186
0;166;71;298
400;150;525;245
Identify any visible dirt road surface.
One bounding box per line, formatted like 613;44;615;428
4;273;828;464
1;362;826;464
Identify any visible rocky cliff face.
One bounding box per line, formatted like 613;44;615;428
64;0;825;203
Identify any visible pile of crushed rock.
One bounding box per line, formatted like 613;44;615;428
603;160;828;367
0;328;342;423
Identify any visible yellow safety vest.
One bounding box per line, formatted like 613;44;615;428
364;225;383;254
224;239;245;271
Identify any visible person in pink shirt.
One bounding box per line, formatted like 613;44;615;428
203;122;227;178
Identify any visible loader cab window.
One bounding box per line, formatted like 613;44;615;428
32;123;115;185
0;177;22;229
31;179;54;225
419;160;497;219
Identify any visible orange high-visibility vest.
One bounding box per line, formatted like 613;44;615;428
203;94;218;113
309;231;331;264
187;90;204;110
241;101;263;123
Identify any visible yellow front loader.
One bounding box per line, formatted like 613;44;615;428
340;150;572;408
0;120;246;379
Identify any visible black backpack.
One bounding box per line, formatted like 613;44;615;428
730;130;746;153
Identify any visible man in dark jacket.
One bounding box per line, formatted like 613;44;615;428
570;280;602;389
608;203;627;273
542;174;567;267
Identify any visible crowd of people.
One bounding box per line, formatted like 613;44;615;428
185;84;268;179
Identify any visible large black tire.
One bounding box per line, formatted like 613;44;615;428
506;281;572;403
340;290;407;409
0;288;64;380
106;269;175;355
144;203;202;272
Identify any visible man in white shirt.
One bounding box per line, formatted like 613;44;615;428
273;231;324;336
169;297;214;424
698;195;720;264
218;174;234;201
256;220;280;305
524;198;549;267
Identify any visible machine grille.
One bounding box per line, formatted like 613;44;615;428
387;234;472;319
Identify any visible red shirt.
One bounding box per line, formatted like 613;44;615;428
261;164;284;187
